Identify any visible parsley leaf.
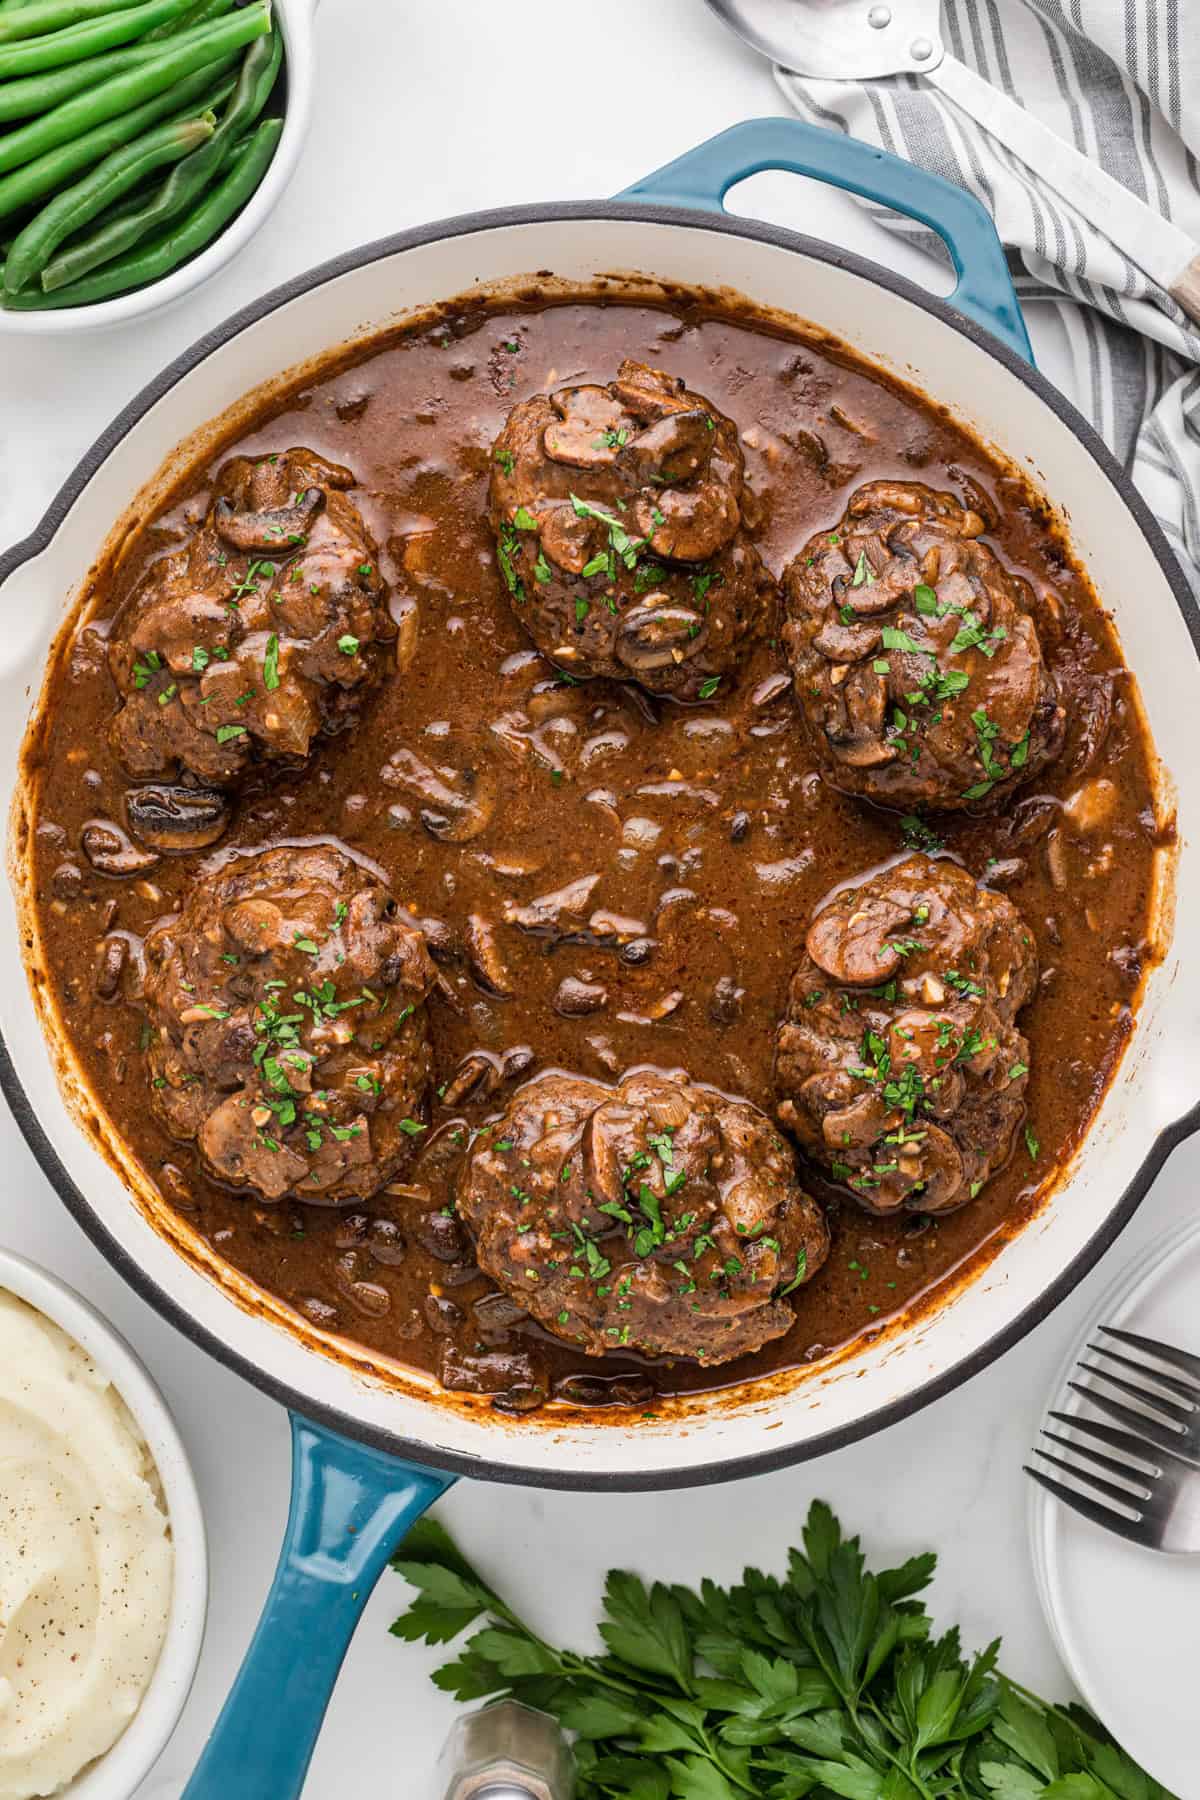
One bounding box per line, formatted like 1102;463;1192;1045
951;611;1008;658
496;523;525;601
900;814;944;853
570;493;647;571
881;625;927;654
388;1502;1171;1800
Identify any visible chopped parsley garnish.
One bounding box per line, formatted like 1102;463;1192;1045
851;551;876;588
132;649;162;689
972;707;1004;787
215;724;246;744
853;1028;925;1118
496;524;524;600
913;666;970;704
634;561;668;593
697;676;720;700
900;814;944;853
337;634;360;656
494;449;515;476
632;1186;665;1259
779;1249;809;1296
881;625;926;654
569;493;646;572
949;611;1007;658
231;558;275;601
263;633;280;690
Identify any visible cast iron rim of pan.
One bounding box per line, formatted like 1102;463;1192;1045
2;199;1197;1490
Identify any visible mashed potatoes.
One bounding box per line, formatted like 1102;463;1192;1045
0;1291;173;1800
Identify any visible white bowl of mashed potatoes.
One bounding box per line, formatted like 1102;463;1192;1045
0;1250;207;1800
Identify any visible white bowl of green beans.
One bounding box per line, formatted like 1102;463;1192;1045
0;0;313;329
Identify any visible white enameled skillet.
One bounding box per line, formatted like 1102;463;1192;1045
2;121;1195;1796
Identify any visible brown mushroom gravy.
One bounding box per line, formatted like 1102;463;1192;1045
21;290;1165;1416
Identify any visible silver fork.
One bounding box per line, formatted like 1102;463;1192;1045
1026;1326;1200;1552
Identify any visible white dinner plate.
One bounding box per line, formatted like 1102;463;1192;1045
1028;1214;1200;1797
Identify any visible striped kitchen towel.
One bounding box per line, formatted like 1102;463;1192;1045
775;0;1200;594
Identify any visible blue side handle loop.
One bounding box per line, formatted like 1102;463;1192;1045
620;117;1032;365
183;1415;453;1800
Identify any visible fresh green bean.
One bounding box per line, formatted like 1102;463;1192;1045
42;26;280;289
0;0;194;80
144;0;232;37
0;3;268;175
0;51;236;221
227;20;280;125
5;111;213;291
4;115;281;307
177;60;236;113
0;0;157;41
0;5;238;122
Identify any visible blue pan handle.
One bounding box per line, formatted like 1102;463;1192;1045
620;117;1032;364
182;1415;453;1799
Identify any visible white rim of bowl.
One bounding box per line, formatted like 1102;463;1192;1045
0;0;314;335
0;1247;208;1800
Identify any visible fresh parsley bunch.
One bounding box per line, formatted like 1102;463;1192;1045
390;1501;1172;1800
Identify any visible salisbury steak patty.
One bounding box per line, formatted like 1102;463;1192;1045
775;855;1037;1215
109;448;395;790
456;1067;829;1363
488;359;775;697
782;480;1065;810
142;844;435;1203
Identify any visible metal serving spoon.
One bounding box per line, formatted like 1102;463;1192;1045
705;0;1200;324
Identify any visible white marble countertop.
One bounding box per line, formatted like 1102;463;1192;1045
0;2;1193;1793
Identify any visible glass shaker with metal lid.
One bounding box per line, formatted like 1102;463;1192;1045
435;1699;574;1800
